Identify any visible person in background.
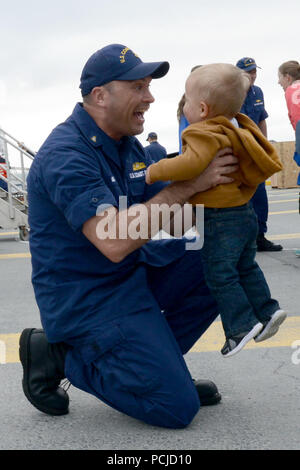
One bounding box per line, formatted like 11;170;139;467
236;57;283;252
144;132;167;163
177;65;201;153
278;60;300;256
177;94;189;153
278;61;300;166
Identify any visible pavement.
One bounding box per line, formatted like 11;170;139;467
0;187;300;450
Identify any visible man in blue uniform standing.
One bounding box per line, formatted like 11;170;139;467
144;132;167;163
19;44;239;428
236;57;282;252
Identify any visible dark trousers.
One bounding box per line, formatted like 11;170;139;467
251;182;268;235
64;248;218;429
201;204;279;338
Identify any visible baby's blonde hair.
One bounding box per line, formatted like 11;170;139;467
188;63;250;119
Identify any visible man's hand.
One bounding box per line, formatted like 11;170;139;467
189;147;238;194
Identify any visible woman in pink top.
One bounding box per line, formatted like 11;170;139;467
278;61;300;256
278;61;300;130
278;61;300;169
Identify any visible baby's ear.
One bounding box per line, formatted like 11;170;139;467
199;101;209;119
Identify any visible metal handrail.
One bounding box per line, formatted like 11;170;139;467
0;173;28;196
0;128;35;158
0;126;34;223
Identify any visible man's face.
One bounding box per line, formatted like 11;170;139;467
247;68;257;86
102;77;154;140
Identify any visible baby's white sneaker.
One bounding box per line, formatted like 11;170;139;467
254;310;286;342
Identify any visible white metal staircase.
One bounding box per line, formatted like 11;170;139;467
0;127;35;240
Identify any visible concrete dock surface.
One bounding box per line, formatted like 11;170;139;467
0;187;299;450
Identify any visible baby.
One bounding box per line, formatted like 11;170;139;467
146;64;286;357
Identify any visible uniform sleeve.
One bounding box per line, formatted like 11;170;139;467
41;148;117;232
148;131;221;183
258;89;268;122
143;180;169;201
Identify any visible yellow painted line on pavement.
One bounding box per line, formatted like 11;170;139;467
0;334;21;364
0;231;18;236
269;199;298;204
269;210;298;215
0;316;299;363
191;316;300;353
268;233;300;240
0;253;31;259
1;233;300;260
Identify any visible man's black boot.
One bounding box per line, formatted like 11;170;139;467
193;379;222;406
19;328;70;416
256;234;283;252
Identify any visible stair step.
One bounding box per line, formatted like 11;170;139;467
14;204;27;211
0;194;27;209
0;193;28;211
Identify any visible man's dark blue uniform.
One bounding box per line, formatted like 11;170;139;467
144;133;167;163
240;84;269;237
240;85;268;126
26;101;219;428
237;57;282;252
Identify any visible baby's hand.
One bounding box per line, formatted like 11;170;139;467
145;166;153;185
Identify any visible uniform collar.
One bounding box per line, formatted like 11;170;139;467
71;103;135;168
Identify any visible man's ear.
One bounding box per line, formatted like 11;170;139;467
90;86;107;105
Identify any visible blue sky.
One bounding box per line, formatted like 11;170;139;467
0;0;299;162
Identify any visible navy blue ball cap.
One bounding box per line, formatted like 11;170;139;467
80;44;170;96
146;132;157;140
236;57;261;72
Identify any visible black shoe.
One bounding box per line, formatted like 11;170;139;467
256;235;282;252
193;379;222;406
19;328;69;416
221;323;263;357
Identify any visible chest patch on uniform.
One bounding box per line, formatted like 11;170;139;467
254;99;263;106
129;170;146;179
132;162;146;171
